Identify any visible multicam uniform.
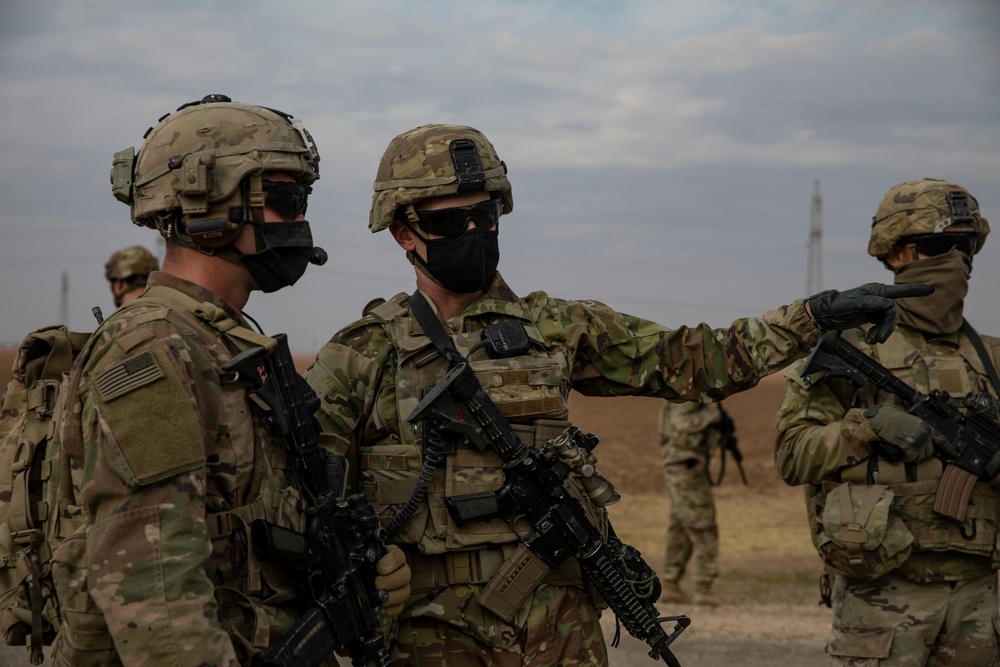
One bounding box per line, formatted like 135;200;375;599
51;272;321;667
775;323;1000;666
306;271;823;665
659;401;722;589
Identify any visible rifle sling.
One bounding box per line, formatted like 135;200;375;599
961;319;1000;396
409;291;464;367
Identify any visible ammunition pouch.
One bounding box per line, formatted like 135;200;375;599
816;482;914;580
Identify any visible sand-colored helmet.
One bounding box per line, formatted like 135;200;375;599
111;94;320;248
104;245;159;282
369;124;512;233
868;178;989;259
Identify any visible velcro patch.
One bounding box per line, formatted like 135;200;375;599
95;351;164;402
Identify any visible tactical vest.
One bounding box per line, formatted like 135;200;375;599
360;293;595;556
820;326;1000;581
51;285;309;664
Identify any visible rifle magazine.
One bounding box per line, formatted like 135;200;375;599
933;464;978;521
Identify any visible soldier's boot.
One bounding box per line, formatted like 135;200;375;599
658;580;689;604
693;581;721;606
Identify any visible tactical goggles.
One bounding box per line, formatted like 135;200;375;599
903;234;977;258
261;179;311;220
414;199;500;239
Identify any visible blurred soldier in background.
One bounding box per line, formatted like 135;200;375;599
50;95;408;667
658;401;727;606
103;245;158;307
775;179;999;666
304;122;928;666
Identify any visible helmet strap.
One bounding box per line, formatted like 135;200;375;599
402;204;421;225
244;174;268;253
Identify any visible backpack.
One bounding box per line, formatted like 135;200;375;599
0;324;90;664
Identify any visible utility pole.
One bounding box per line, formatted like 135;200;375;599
806;179;823;295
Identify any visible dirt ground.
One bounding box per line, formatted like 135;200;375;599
569;380;832;665
0;349;833;666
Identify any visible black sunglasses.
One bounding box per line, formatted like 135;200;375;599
414;199;501;239
903;234;977;258
261;179;311;220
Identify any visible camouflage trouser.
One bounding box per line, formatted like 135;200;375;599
390;583;607;666
662;458;718;585
827;570;1000;666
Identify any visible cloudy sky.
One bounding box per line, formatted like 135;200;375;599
2;0;998;353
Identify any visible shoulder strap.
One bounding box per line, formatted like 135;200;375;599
961;319;1000;395
143;285;276;354
409;291;463;367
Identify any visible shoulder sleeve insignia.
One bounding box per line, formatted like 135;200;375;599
94;351;165;402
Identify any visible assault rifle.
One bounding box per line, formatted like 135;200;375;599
801;330;1000;521
712;405;747;486
406;324;690;666
223;334;391;667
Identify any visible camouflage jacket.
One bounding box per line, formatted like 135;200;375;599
775;322;1000;580
659;402;722;466
307;272;820;555
54;272;311;667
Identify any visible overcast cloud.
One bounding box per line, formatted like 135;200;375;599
1;0;998;352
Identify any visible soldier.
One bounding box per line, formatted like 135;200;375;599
774;179;999;666
49;95;409;667
658;401;725;606
304;123;929;666
103;245;158;307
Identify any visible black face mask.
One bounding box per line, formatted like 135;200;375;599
410;225;500;294
239;221;317;293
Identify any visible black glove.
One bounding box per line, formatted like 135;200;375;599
807;283;934;344
863;405;940;463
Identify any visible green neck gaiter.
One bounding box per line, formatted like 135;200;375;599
893;250;971;335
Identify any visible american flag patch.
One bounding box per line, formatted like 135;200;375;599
95;351;165;402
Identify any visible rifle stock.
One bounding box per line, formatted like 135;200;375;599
801;331;1000;521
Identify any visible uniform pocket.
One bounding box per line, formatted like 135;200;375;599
828;625;894;662
50;530;118;665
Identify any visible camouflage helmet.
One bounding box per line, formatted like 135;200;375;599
369;124;512;233
111;94;320;248
868;178;989;259
104;245;159;281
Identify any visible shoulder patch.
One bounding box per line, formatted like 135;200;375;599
95;351;164;402
94;347;204;486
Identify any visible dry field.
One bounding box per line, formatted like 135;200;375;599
0;347;832;666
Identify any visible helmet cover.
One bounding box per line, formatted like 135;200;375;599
104;245;159;281
868;178;989;258
369;124;512;233
111;95;320;247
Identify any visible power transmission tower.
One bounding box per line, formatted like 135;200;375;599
59;270;69;325
806;179;823;295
